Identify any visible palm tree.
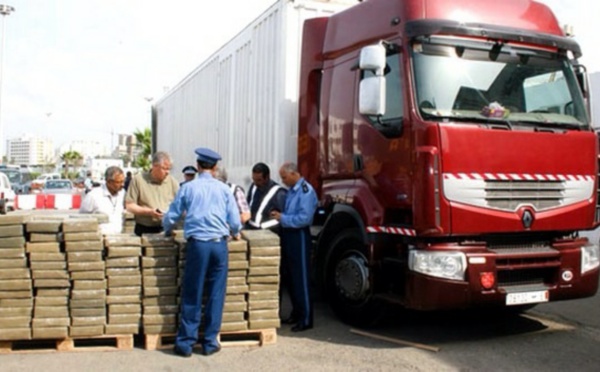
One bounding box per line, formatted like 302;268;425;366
60;150;83;178
133;128;152;171
73;152;84;175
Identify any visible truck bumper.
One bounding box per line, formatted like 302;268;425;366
402;239;599;311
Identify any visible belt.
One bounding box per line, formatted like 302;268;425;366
189;236;227;243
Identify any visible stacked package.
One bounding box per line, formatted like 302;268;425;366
221;239;250;332
0;215;32;341
64;218;106;337
27;218;70;339
123;212;135;234
242;230;281;330
141;234;179;334
174;231;186;329
104;233;142;335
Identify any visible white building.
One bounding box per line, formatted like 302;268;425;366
112;133;141;167
6;136;54;166
84;158;124;181
57;140;110;160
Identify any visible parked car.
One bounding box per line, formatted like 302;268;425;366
0;167;33;194
42;179;76;195
31;173;62;193
0;172;16;214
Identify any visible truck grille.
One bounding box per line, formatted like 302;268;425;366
490;244;560;286
485;180;564;211
443;174;594;213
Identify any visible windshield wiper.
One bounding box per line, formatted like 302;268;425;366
513;120;583;131
421;112;513;129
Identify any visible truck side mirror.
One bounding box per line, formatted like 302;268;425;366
573;64;589;97
359;44;386;74
359;44;387;116
573;64;591;119
359;76;386;115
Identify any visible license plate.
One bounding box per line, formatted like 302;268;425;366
506;290;549;306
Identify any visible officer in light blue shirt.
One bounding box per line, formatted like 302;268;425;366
270;162;318;332
163;147;241;357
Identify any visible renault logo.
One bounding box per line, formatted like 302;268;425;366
522;210;534;229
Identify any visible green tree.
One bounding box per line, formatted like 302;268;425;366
60;150;83;178
133;128;152;171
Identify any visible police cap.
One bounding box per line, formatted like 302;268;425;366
194;147;222;165
182;165;197;175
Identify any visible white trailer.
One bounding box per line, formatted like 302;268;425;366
153;0;358;188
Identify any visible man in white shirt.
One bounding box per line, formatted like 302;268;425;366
84;171;94;193
80;166;126;234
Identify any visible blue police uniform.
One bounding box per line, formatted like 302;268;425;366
163;148;241;356
279;177;318;330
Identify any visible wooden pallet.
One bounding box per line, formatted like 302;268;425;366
0;334;133;354
144;328;277;350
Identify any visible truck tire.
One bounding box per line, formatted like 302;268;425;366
324;228;384;327
0;199;5;215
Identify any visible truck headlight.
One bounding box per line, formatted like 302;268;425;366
581;244;600;274
408;251;467;281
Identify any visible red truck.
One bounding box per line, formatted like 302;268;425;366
155;0;599;326
299;0;599;325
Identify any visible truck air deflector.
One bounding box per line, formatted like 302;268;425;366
404;19;581;58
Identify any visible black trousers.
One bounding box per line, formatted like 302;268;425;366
134;223;163;237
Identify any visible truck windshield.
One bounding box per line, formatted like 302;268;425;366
412;36;589;129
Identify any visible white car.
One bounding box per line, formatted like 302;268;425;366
32;172;61;185
0;172;16;214
30;172;62;193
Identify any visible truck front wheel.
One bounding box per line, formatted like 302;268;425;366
324;229;384;326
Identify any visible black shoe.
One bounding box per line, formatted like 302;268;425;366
281;316;298;325
291;323;313;332
173;345;192;358
201;345;221;356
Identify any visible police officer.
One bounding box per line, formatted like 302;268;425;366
180;165;197;186
163;147;242;357
270;162;318;332
246;162;287;231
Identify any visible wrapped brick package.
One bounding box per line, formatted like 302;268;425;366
0;212;282;343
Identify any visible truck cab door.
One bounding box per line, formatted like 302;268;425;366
353;41;412;214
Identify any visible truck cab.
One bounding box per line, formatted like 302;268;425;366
299;0;599;325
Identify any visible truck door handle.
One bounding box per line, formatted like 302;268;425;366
353;154;364;172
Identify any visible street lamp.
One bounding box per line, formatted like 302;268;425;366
0;4;15;164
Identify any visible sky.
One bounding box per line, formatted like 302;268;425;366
0;0;597;155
